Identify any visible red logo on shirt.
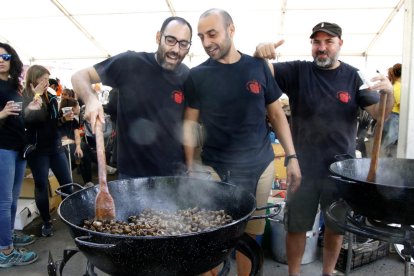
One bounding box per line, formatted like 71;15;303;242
337;91;351;103
171;90;184;104
246;80;261;94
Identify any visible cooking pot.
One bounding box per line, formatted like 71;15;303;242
57;176;279;275
329;157;414;225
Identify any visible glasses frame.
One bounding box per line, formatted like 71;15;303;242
0;54;12;61
163;35;191;50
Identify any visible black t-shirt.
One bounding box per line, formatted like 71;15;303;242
185;53;281;169
0;79;25;151
58;118;80;140
273;60;379;176
94;51;189;177
23;92;62;154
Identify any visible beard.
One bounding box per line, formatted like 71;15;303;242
314;56;334;68
313;50;339;69
156;46;185;71
205;33;232;61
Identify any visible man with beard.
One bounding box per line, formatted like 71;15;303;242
254;22;394;276
183;9;301;276
71;17;192;178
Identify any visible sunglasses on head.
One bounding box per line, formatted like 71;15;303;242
0;54;12;61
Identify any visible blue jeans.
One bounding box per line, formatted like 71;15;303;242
0;149;27;250
27;150;72;223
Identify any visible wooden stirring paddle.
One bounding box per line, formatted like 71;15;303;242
95;119;116;220
366;92;388;182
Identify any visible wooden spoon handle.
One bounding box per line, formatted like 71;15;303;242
366;92;388;182
95;119;107;189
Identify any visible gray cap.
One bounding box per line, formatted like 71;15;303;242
310;22;342;38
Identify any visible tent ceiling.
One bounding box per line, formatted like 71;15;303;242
0;0;405;71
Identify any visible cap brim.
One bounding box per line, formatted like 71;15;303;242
310;29;340;38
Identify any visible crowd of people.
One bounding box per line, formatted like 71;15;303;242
0;8;399;276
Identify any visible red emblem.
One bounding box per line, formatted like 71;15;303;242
171;90;184;104
337;91;351;103
246;80;261;94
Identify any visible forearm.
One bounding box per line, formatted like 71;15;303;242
74;129;81;147
71;67;100;104
183;107;200;170
365;91;394;121
183;120;198;170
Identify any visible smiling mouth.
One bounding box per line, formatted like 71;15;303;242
166;53;180;62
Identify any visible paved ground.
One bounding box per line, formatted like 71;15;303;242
3;167;410;275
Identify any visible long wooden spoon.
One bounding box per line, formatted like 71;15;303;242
95;119;116;220
366;92;388;182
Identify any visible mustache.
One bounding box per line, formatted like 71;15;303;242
317;50;327;55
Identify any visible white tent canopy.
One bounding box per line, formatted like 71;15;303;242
0;0;406;84
2;0;414;158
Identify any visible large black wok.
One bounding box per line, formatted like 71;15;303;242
57;176;276;275
329;157;414;225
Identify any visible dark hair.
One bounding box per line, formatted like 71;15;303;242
0;42;23;92
160;16;192;38
388;63;402;84
60;98;78;108
49;78;59;86
200;9;234;28
62;88;75;98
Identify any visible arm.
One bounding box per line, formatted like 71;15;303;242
183;107;200;171
74;128;84;158
266;101;302;193
254;40;285;77
71;67;104;133
363;74;394;121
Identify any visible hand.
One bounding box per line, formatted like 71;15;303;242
27;97;43;110
254;39;285;59
30;79;48;99
63;110;75;121
0;101;20;119
368;73;393;95
84;97;105;134
286;158;301;193
75;147;84;158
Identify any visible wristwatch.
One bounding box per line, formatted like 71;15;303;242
284;154;298;167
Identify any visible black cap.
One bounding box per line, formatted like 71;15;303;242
310;22;342;39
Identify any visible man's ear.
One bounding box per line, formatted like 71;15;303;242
156;31;161;44
228;24;235;38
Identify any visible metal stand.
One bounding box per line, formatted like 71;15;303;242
327;200;414;276
62;139;74;182
345;232;353;276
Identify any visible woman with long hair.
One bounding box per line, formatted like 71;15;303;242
0;43;38;267
22;65;72;237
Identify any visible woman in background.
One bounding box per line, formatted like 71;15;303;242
382;63;402;157
59;98;94;186
0;43;38;267
22;65;72;237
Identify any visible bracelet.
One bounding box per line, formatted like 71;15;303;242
284;154;298;167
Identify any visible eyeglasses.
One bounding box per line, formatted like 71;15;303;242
0;54;12;61
163;35;191;50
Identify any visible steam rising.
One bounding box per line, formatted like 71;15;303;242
128;118;157;145
106;176;253;223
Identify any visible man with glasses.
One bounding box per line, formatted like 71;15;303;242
71;16;192;179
